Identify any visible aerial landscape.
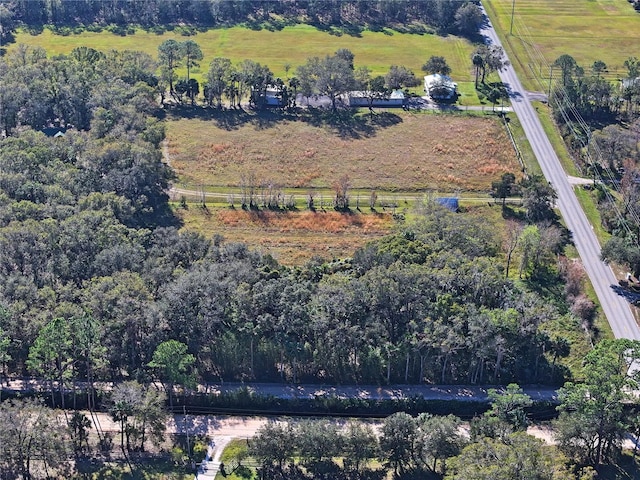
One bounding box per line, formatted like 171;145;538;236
1;0;640;478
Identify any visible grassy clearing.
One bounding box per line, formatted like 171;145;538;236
166;110;520;192
485;0;640;90
215;439;254;480
505;114;540;175
573;186;611;246
168;111;520;265
11;24;476;84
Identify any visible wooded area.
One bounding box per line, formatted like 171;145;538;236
545;53;640;280
0;0;481;39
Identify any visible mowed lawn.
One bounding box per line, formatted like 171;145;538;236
166;111;519;192
485;0;640;87
11;25;475;82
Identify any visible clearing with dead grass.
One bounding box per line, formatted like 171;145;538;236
175;206;395;265
167;110;519;193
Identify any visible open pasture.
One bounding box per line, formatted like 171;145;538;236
166;111;519;193
11;24;476;82
485;0;640;87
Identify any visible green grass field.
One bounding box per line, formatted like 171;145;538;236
485;0;640;90
11;24;477;85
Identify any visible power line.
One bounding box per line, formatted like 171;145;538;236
508;13;639;240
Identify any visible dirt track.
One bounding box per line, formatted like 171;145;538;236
78;412;640;450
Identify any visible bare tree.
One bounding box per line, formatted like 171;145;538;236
306;190;315;210
240;173;258;209
503;219;523;278
333;175;351;211
369;190;378;210
0;399;70;479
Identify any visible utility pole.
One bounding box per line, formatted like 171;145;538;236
510;0;516;35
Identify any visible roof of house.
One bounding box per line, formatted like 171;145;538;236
424;74;458;90
41;127;67;137
621;77;640;89
348;89;405;99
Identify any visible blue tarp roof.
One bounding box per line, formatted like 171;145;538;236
435;197;459;211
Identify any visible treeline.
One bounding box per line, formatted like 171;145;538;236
4;339;640;478
550;54;640;127
247;346;640;479
250;409;569;480
0;0;482;38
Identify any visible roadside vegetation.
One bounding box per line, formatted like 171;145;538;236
485;1;640;309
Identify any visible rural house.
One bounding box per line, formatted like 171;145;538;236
424;74;458;101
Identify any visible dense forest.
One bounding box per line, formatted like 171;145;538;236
0;0;481;39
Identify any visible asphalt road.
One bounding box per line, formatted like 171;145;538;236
1;378;558;402
480;11;640;341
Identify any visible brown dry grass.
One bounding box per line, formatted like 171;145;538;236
175;207;394;265
167;111;519;193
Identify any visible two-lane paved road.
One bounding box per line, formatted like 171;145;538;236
480;9;640;341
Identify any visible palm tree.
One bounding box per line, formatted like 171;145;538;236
472;53;484;88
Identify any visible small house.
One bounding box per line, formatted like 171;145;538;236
621;77;640;90
424;74;458;100
41;127;67;138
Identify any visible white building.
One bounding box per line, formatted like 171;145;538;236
424;74;458;100
621;77;640;89
345;89;406;107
